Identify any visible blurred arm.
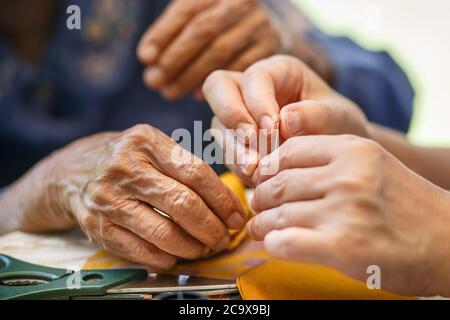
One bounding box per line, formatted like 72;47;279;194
369;123;450;190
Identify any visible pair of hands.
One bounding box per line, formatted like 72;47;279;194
203;55;450;297
137;0;281;101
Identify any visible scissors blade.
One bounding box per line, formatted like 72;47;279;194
107;273;237;294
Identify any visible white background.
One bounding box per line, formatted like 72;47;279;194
296;0;450;146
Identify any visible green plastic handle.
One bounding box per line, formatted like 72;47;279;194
0;254;147;300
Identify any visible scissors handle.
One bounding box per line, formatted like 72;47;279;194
0;254;147;300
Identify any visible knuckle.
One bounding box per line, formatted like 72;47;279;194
355;138;381;155
103;156;136;180
252;187;263;212
315;104;332;134
170;188;197;215
349;194;382;217
79;213;97;230
148;222;174;243
335;134;360;149
248;218;259;238
244;64;265;81
209;42;233;63
340;135;379;153
87;182;115;208
331;229;369;257
178;161;207;185
270;172;288;200
129;123;153;136
123;124;153;144
113;199;141;220
190;16;217;39
275;204;288;229
278;139;295;165
334;175;370;193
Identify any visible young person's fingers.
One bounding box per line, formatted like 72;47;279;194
252;135;336;185
252;167;329;212
203;71;258;136
264;227;331;265
248;200;329;241
280;99;369;140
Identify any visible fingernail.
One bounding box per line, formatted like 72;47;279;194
260;115;276;131
285;110;303;136
145;67;165;88
226;211;245;230
214;236;230;252
142;44;159;62
162;84;179;100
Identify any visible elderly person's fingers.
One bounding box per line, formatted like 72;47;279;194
83;215;177;269
128;167;231;251
101;199;209;259
143;0;255;89
142;126;247;231
160;7;271;100
137;0;216;64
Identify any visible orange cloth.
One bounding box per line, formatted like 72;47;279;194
83;173;413;300
237;259;413;300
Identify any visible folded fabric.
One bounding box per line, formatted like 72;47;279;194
237;259;414;300
83;173;413;300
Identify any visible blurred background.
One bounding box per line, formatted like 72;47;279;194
295;0;450;146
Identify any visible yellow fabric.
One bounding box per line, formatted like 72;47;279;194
218;172;253;249
237;260;414;300
83;173;414;300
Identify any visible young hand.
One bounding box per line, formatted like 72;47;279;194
249;134;450;297
203;55;369;185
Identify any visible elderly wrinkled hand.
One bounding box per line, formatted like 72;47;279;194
5;125;246;268
137;0;281;100
203;55;369;186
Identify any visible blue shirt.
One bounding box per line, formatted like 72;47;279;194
0;0;414;187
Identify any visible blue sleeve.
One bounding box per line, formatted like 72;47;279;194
306;29;414;133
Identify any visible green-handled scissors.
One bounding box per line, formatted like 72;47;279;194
0;254;238;300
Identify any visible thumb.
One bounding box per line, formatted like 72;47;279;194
280;99;369;139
